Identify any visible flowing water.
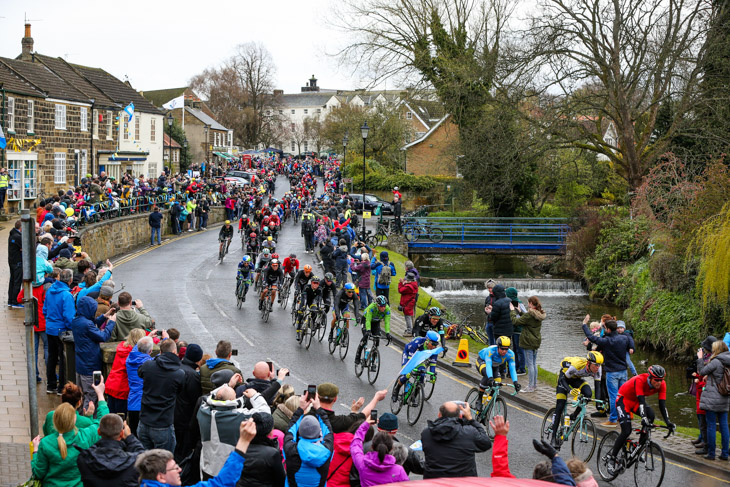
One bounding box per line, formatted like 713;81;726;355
415;253;697;428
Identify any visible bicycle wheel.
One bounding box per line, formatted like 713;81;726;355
375;231;387;246
391;379;404;414
280;285;290;308
219;246;225;263
485;397;507;439
634;441;665;487
423;376;436;400
296;320;305;344
428;227;444;243
474;329;490;345
366;236;379;248
355;347;365;377
596;431;621;482
291;302;298;326
329;325;339;354
571;417;597;462
304;316;314;349
541;408;557;442
262;302;270;323
465;387;482;410
339;326;350;360
367;348;381;385
317;313;327;341
406;383;424;425
404;227;417;242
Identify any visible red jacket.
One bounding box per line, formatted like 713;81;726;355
105;342;134;400
17;285;47;332
490;435;515;478
398;280;419;316
328;432;354;487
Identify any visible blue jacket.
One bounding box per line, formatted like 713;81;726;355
582;324;634;373
77;270;113;300
371;259;396;290
70;296;115;376
126;345;152;411
34;245;54;286
141;449;245;487
42;280;76;337
283;408;334;487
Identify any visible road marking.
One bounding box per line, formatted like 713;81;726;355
229;322;255;348
206;269;212;280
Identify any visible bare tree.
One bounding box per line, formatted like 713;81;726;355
526;0;710;190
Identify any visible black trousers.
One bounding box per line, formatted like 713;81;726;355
7;263;22;306
46;334;65;391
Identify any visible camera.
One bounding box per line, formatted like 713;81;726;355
132;300;137;307
231;349;238;356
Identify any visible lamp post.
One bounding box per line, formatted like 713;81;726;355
183;139;188;172
166;113;174;174
360;121;369;241
342;131;348;191
203;124;209;177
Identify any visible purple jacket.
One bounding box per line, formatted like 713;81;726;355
351;421;409;487
351;259;372;289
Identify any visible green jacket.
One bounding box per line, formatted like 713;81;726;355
510;308;546;351
42;410;93;436
111;307;154;341
199;359;242;395
32;401;108;487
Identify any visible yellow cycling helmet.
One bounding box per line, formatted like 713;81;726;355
587;351;604;365
267;236;273;241
225;220;231;224
496;336;511;348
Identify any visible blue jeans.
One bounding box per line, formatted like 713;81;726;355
359;287;372;309
606;370;628;422
525;349;538;389
150;227;161;245
34;331;48;380
137;422;176;453
512;333;525;372
485;322;495;346
626;352;637;375
706;410;729;458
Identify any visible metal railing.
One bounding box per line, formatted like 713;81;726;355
403;217;570;246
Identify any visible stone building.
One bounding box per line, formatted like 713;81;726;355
401;115;460;177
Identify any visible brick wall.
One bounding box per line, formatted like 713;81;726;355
405;118;459;176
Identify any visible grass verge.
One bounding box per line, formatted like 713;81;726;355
374;246;444;316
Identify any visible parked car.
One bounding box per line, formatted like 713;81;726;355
350;193;394;214
224;170;250;187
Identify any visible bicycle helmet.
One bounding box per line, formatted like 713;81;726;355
428;307;442;317
263;226;269;232
303;265;312;273
271;253;279;259
586;351;604;365
249;232;256;238
262;248;270;255
311;276;320;283
242;255;251;263
270;259;280;265
324;272;334;281
225;220;231;224
647;364;666;380
344;283;355;291
496;336;511;348
426;330;440;343
267;236;273;241
375;295;387;306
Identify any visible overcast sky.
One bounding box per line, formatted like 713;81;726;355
0;0;372;96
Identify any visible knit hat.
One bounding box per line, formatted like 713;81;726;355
701;336;718;352
252;412;274;438
380;250;389;261
317;382;339;401
378;412;398;432
99;285;114;298
505;287;519;302
185;344;204;363
210;369;235;388
299;415;321;439
59;248;73;259
405;271;417;281
616;321;626;329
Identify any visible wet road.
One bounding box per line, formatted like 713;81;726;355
111;184;728;487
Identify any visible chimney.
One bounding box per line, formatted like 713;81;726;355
21;23;34;61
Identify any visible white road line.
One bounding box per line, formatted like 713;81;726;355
230;325;256;348
206;269;212;280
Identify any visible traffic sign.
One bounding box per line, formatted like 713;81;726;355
363;211;372;219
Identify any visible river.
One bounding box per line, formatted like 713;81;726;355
414;253;698;429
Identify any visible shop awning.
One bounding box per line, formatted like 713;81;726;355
213;151;233;161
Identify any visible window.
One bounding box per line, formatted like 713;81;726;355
54;152;67;184
316;108;321;114
304;142;308;152
150;118;156;142
290;123;295;131
79;150;88;178
92;109;98;138
135;114;140;140
304;109;308;114
291;109;295;114
227;132;232;146
80;107;88;131
123;118;129;140
406;111;412;120
291;140;295;152
106;110;112;139
278;110;283;115
27;100;34;134
7;97;14;132
55;104;67;130
7;156;37;201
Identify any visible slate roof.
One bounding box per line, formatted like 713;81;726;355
69;64;160;113
0;61;45;97
185;107;228;131
163;133;181;148
141;87;188;108
0;57;89;103
280;92;334;108
33;54;118;109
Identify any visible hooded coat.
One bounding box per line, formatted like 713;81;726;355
125;345;152;412
510;308;546;350
236;435;286;487
111;306;154;341
76;436;146;487
488;285;513;338
43;279;76;337
105;342;134;400
327;432;354;487
137;351;185;428
398;279;419;316
70;296;116;376
283;407;334;487
350;421;409;486
371;252;396;290
200;358;243;395
421;416;491;478
35;245;54;286
351;259;372;288
698;351;730;412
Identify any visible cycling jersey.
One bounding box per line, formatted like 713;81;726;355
294;269;313;291
298;285;323;309
617;373;666;413
362;303;391;333
334;288;360;320
256;254;271;270
413;313;445;336
319;280;337;303
478;345;518;383
219;225;234;240
401;337;438;372
560;357;602;381
237;263;253;280
283;257;299;275
262;266;284;286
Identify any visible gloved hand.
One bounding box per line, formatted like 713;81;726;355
514;382;522;392
385;333;391;341
666;421;676;434
532;439;558;458
641;415;652;428
484;377;495;387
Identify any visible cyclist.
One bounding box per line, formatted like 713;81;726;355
262;235;276;252
331;282;361;340
413;307;447;349
607;365;675;471
319;273;337;316
283;253;300;283
218;220;234;255
295;276;323;339
391;330;440;402
259;258;284;310
293;265;314;301
246;232;260;260
235;255;253;302
355;295;392;365
476;336;521;409
549;351;603;447
254;248;272;287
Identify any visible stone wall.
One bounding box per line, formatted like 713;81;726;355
77;206;225;262
405;117;459;177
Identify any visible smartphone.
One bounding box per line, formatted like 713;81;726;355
277;368;290;377
307;384;317;400
93;371;102;386
231;349;239;356
371;409;378;422
132;300;137;307
267;361;273;372
116;412;127;421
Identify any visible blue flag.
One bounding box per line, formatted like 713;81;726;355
0;125;6;149
399;347;443;376
124;103;135;123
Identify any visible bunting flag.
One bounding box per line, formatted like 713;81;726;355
124;103;135;123
0;125;5;149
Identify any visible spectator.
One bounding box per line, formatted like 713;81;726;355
320;239;335;276
106;328;147;414
350;420;409;486
42;382;94;435
77;414;146;487
615;321;637;375
200;340;243;395
317;383;386;433
16;273;50;383
510;296;546;393
137;338;185;452
235;362;288;404
566;458;599;487
397;271;419;337
483;279;498;345
328;420;367;487
236;412;286;487
351;253;372;309
135;420;257;487
332;240;349;288
94;283;115;318
174;343;203;462
76;262;114;300
70;296;117;409
149;206;163;245
283;394;335;487
0;167;8;214
31;379;108;487
371;251;396;304
487;284;512;345
112;292;155;341
505;287;526;375
44;268;76;394
272;393;299;433
7;220;23;309
420;401;491;478
126;336;154;435
692;335;716;455
35;238;55;286
489;415;514;478
697;340;730;460
532;439;578;485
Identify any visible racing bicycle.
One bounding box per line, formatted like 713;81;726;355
236;277;251;309
444;313;490;345
260;285;276;322
597;424;671;487
218;238;231;263
279;274;293;308
540;393;604;462
329;314;351;360
465;381;516;439
391;368;434;426
403;219;444;243
355;331;392;385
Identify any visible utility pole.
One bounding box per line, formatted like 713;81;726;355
20;209;38;438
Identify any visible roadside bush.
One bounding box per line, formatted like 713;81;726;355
343;159;437;192
649;251;696;293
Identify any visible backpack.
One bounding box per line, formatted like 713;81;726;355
350;212;359;228
302;216;315;232
714;365;730;396
377;262;392;286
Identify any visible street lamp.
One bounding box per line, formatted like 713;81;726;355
183;139;188;172
203;124;209;176
342;131;349;190
360;121;369;241
166;113;174;173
